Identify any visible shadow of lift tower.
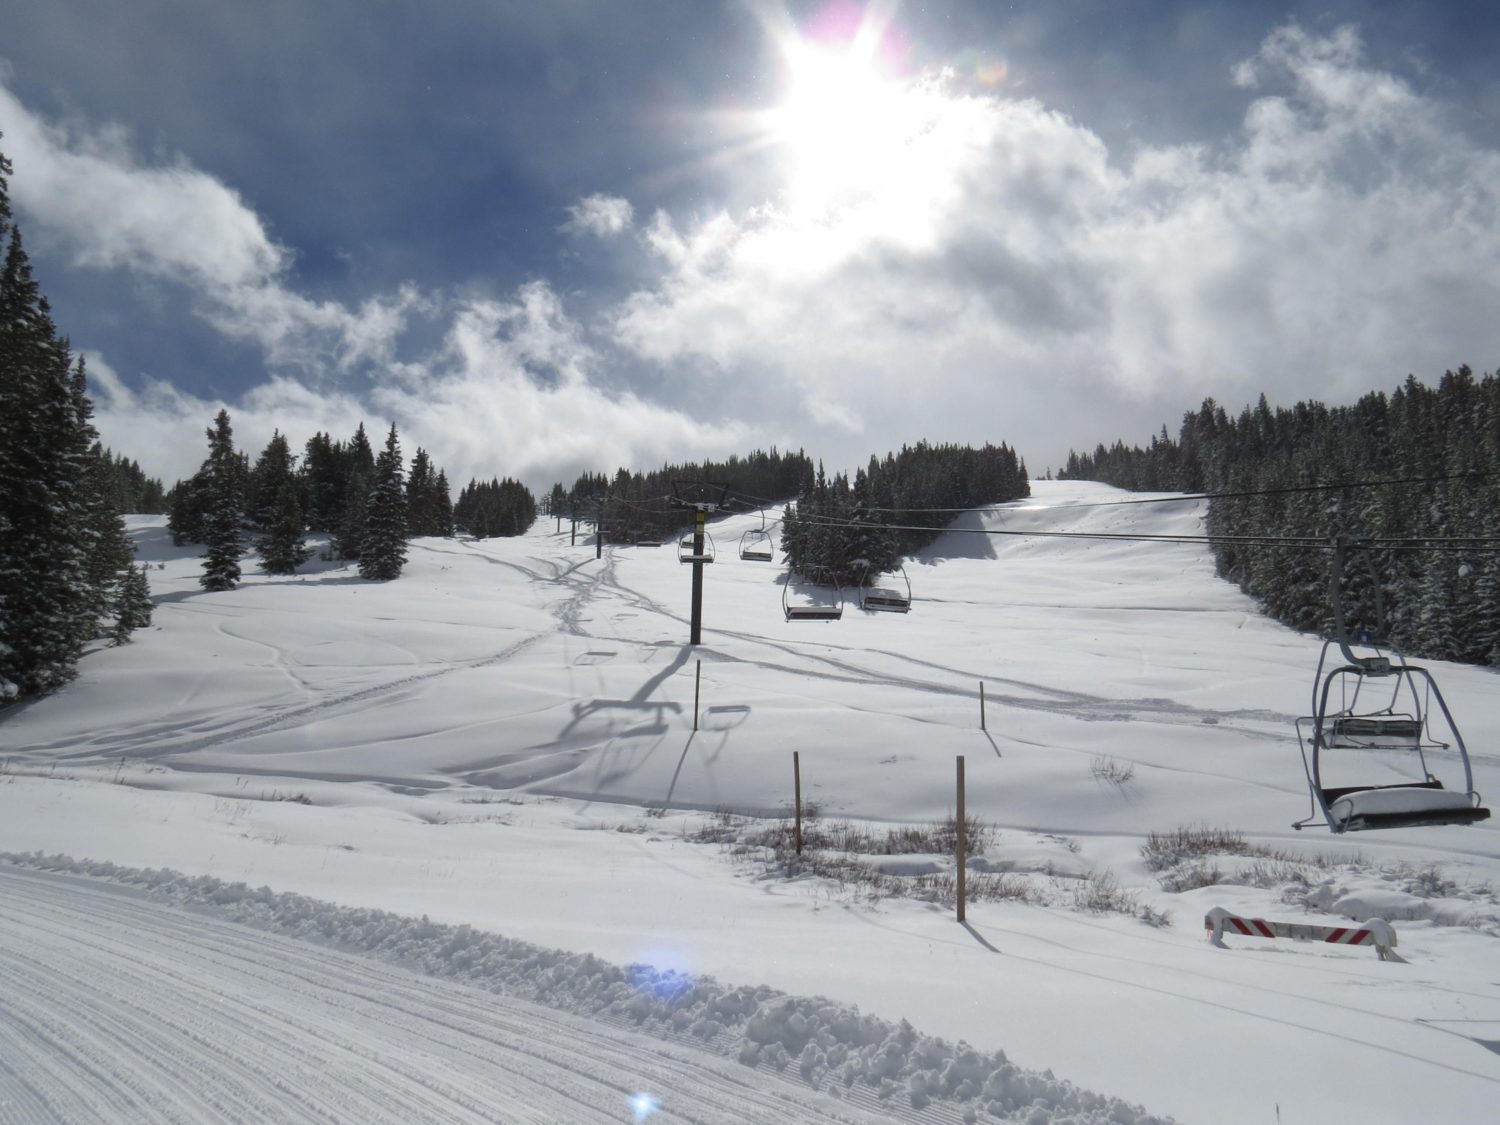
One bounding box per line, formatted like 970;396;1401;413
671;481;731;646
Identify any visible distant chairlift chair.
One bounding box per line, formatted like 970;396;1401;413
1293;542;1490;833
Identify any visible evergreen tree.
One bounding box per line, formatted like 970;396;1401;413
248;430;297;530
360;423;408;580
335;471;370;560
301;431;343;533
257;481;310;575
405;447;435;536
431;469;455;537
111;564;153;644
0;157;100;697
167;476;208;545
81;438;138;636
199;409;244;591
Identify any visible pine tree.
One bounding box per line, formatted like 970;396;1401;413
81;438;138;636
405;447;433;536
360;423;408;580
301;431;343;532
199;409;244;591
335;471;370;560
432;470;455;537
0;198;99;696
257;481;310;575
111;564;153;644
248;430;297;530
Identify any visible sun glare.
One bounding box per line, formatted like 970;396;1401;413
765;13;912;209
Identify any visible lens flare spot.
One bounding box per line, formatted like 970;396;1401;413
630;1092;660;1122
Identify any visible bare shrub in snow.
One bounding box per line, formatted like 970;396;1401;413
1140;825;1252;869
1157;859;1224;893
1089;755;1136;785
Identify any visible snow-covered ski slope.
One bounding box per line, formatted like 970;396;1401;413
3;480;1499;1124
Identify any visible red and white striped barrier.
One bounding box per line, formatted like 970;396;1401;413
1204;906;1403;962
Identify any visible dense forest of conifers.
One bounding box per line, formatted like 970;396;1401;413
783;442;1030;586
1061;368;1500;667
543;449;816;545
539;442;1031;589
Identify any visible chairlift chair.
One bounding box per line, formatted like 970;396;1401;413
739;531;775;562
739;519;775;562
783;568;844;622
677;531;715;564
859;563;911;613
1293;542;1490;833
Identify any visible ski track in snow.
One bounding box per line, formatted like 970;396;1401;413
0;860;1176;1125
0;866;917;1125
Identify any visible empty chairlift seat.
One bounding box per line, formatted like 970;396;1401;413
857;563;912;613
739;529;774;562
1324;782;1490;832
678;532;715;564
783;571;843;621
1321;715;1423;749
1295;642;1490;833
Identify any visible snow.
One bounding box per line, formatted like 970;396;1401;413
3;481;1499;1124
1330;786;1481;819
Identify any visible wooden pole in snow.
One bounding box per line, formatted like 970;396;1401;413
794;751;803;856
956;755;967;923
980;682;986;731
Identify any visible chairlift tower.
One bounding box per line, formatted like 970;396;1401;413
671;482;730;645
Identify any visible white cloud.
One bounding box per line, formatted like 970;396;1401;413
0;85;285;291
564;193;634;237
84;279;753;494
607;24;1500;469
1;83;424;379
4;84;746;492
19;24;1500;491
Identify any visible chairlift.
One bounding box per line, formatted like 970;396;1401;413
783;567;843;622
678;531;716;564
858;562;912;613
739;510;776;562
1294;541;1490;833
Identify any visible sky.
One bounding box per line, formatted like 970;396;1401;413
4;0;1500;492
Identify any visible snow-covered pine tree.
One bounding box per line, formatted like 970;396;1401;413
111;564;153;644
0;151;100;697
257;480;310;575
81;437;139;636
301;431;343;533
248;430;297;531
405;447;434;536
199;409;244;592
432;469;455;537
359;423;408;580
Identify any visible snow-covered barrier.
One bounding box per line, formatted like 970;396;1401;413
4;852;1172;1124
1205;905;1401;962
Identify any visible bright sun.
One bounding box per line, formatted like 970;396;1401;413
766;31;910;209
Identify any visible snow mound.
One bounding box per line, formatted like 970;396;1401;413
4;852;1172;1124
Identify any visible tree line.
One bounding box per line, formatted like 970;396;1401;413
783;441;1030;585
170;413;461;588
1060;368;1500;666
0;143;152;700
542;448;817;545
